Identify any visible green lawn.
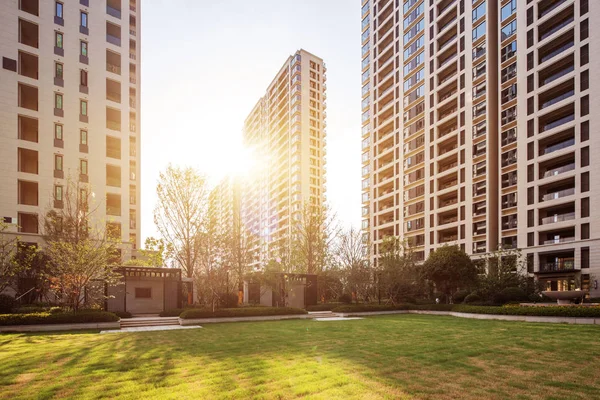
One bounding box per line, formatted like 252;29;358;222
1;315;599;399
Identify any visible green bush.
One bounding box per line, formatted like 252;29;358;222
159;309;186;317
114;311;132;319
332;304;454;313
13;306;63;314
453;290;471;304
0;294;16;314
338;293;353;304
500;287;528;303
452;305;600;318
0;311;120;326
180;307;307;319
464;293;482;304
306;303;341;311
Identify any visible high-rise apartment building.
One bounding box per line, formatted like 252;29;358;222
209;176;241;237
242;49;327;267
0;0;141;258
362;0;599;296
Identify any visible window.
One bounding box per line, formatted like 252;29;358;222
55;2;63;18
54;62;63;78
54;123;63;140
473;42;486;60
80;159;88;175
80;100;88;116
80;41;88;56
55;93;63;109
473;22;486;41
54;185;63;201
80;130;88;145
135;288;151;299
501;41;517;62
80;12;88;28
55;154;63;171
80;70;88;86
501;20;517;41
55;32;63;48
472;1;486;21
501;0;516;21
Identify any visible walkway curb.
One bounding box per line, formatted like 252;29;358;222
0;321;121;333
337;310;600;325
180;314;316;325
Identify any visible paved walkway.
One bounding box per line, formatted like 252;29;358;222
314;317;363;321
100;325;202;334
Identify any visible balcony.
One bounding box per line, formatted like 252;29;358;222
539;55;574;86
542;162;575;178
539;31;574;65
540;105;574;132
541;138;574;155
541;187;575;202
107;0;122;19
473;242;487;254
18;19;38;49
540;211;575;225
538;0;568;19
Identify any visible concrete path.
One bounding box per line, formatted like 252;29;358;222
100;325;202;334
314;317;363;321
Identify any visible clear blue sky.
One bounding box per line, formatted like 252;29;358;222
141;0;362;240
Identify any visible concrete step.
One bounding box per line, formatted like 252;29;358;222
120;318;180;328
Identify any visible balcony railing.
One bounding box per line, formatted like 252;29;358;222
543;163;575;178
541;114;574;132
538;259;575;273
540;90;574;109
106;63;121;74
542;187;575;202
540;17;574;41
540;41;574;64
440;197;458;207
542;65;574;86
440;234;458;243
542;138;574;155
540;211;576;225
440;179;458;190
539;0;568;19
543;236;575;245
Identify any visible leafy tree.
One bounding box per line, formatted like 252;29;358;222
43;178;120;311
0;222;29;294
154;165;209;278
291;203;339;274
421;245;478;303
378;237;422;304
334;226;370;302
478;246;529;302
124;236;172;267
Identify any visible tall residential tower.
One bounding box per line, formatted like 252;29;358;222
0;0;141;258
362;0;599;296
242;49;327;267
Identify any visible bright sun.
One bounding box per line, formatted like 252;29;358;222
224;144;257;179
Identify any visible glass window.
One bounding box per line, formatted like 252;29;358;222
80;12;87;27
473;21;486;41
361;15;370;30
80;159;88;175
80;100;87;116
54;185;63;201
501;41;517;62
472;1;486;21
55;93;63;109
55;32;63;48
473;42;486;60
361;54;370;69
55;2;63;18
54;123;63;140
80;130;87;145
362;82;370;97
80;41;88;56
55;62;63;78
361;42;370;57
362;68;370;83
80;70;88;86
501;19;517;41
55;155;63;171
501;0;516;21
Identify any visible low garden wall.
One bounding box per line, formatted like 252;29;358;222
0;311;121;333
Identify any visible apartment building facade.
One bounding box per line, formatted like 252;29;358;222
209;175;241;237
242;50;327;267
362;0;600;296
0;0;141;258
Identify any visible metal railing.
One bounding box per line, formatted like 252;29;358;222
542;187;575;202
540;211;576;225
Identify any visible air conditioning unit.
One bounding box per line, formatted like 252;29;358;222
3;217;17;224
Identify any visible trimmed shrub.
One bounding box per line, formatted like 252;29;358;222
464;293;482;304
453;290;471;304
159;309;186;317
180;307;307;319
306;303;341;312
332;304;454;313
13;306;63;314
500;287;528;303
114;311;132;319
452;305;600;318
338;293;352;304
0;311;120;326
0;294;16;314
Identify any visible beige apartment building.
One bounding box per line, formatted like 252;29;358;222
362;0;600;296
242;50;327;267
209;175;241;237
0;0;141;258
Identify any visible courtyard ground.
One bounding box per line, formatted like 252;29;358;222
1;314;599;399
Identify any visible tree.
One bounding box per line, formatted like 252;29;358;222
194;208;225;311
478;246;529;302
378;237;422;304
0;222;29;294
124;236;172;267
154;165;210;278
334;226;370;302
421;245;478;303
43;178;120;311
291;203;339;274
222;209;256;305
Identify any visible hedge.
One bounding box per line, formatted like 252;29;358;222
114;311;132;319
306;303;342;312
159;309;186;317
180;307;307;319
0;311;120;326
331;303;600;318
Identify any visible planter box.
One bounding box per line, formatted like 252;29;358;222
0;321;120;333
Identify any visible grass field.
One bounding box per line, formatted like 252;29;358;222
1;315;600;399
